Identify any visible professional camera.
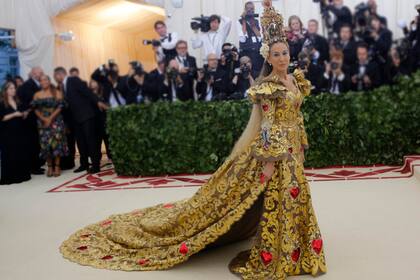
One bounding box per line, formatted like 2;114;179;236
99;59;118;78
129;61;145;76
241;11;259;22
143;39;162;47
166;67;179;81
198;66;216;82
190;15;211;32
330;61;340;70
355;2;370;27
222;46;239;63
234;65;251;79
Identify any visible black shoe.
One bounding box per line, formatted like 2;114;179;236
88;166;100;174
74;166;88;173
31;169;44;175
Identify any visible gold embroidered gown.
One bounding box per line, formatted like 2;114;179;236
60;69;327;279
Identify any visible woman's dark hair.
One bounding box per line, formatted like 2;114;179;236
209;15;221;24
1;81;19;108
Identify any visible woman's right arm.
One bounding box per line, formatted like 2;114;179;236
2;111;23;122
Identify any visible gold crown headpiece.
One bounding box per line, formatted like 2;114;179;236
259;7;287;60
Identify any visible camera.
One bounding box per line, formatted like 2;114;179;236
355;3;370;27
166;67;179;81
130;61;145;76
198;66;216;82
191;15;211;32
234;65;251;79
143;39;161;47
331;62;339;70
222;46;238;63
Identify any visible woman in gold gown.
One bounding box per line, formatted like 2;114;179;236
60;1;327;279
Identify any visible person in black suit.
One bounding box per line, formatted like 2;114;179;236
304;19;330;66
196;53;230;101
119;61;148;105
17;66;44;175
296;51;324;95
144;60;166;102
322;50;351;94
328;0;353;35
54;67;109;174
174;40;197;99
228;56;257;99
332;24;358;69
159;59;195;102
365;15;393;66
350;43;382;91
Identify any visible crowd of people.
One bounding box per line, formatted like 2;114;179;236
0;0;419;184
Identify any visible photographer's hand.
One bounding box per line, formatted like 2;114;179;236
232;75;238;85
197;70;204;82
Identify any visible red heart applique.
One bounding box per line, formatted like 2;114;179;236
288;147;293;153
312;239;323;254
80;234;91;238
260;250;273;265
77;246;88;251
163;203;174;209
291;248;300;262
138;259;149;266
260;173;266;184
290;187;300;199
179;242;189;255
262;104;269;111
101;255;113;260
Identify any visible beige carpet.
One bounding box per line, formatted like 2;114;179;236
1;165;419;280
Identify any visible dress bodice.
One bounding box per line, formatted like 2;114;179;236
31;97;65;118
247;69;312;162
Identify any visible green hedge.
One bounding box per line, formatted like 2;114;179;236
108;71;420;176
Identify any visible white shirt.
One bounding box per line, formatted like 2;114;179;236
191;16;232;59
109;88;126;108
324;72;345;95
156;32;179;62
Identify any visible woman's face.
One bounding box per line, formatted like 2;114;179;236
267;42;290;74
290;19;301;32
40;75;50;90
6;83;16;98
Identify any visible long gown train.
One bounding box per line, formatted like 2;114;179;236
60;70;327;279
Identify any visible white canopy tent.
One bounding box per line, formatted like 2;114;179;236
0;0;164;78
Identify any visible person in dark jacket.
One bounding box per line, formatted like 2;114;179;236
54;67;108;174
17;67;44;175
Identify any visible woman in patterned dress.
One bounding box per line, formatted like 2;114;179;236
32;75;68;177
60;1;327;279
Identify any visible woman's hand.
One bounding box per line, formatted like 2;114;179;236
262;161;275;182
262;0;272;9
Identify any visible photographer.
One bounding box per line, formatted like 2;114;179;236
286;15;306;62
367;0;388;27
174;40;197;98
219;43;240;82
350;43;382;91
145;60;166;102
196;53;230;101
91;60;126;109
332;24;358;68
304;19;330;66
406;5;420;71
322;50;351;94
237;1;264;72
328;0;353;35
295;51;324;95
119;61;147;105
384;45;412;85
146;20;179;63
191;14;232;59
365;15;393;66
159;59;194;102
228;56;257;100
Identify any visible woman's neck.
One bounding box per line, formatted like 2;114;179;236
271;69;288;80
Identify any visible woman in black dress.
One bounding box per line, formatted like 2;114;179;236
0;82;31;185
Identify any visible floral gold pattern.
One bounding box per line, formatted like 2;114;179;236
59;69;326;280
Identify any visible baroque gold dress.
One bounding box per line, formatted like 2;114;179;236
60;69;327;279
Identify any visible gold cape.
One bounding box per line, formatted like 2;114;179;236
60;69;327;280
